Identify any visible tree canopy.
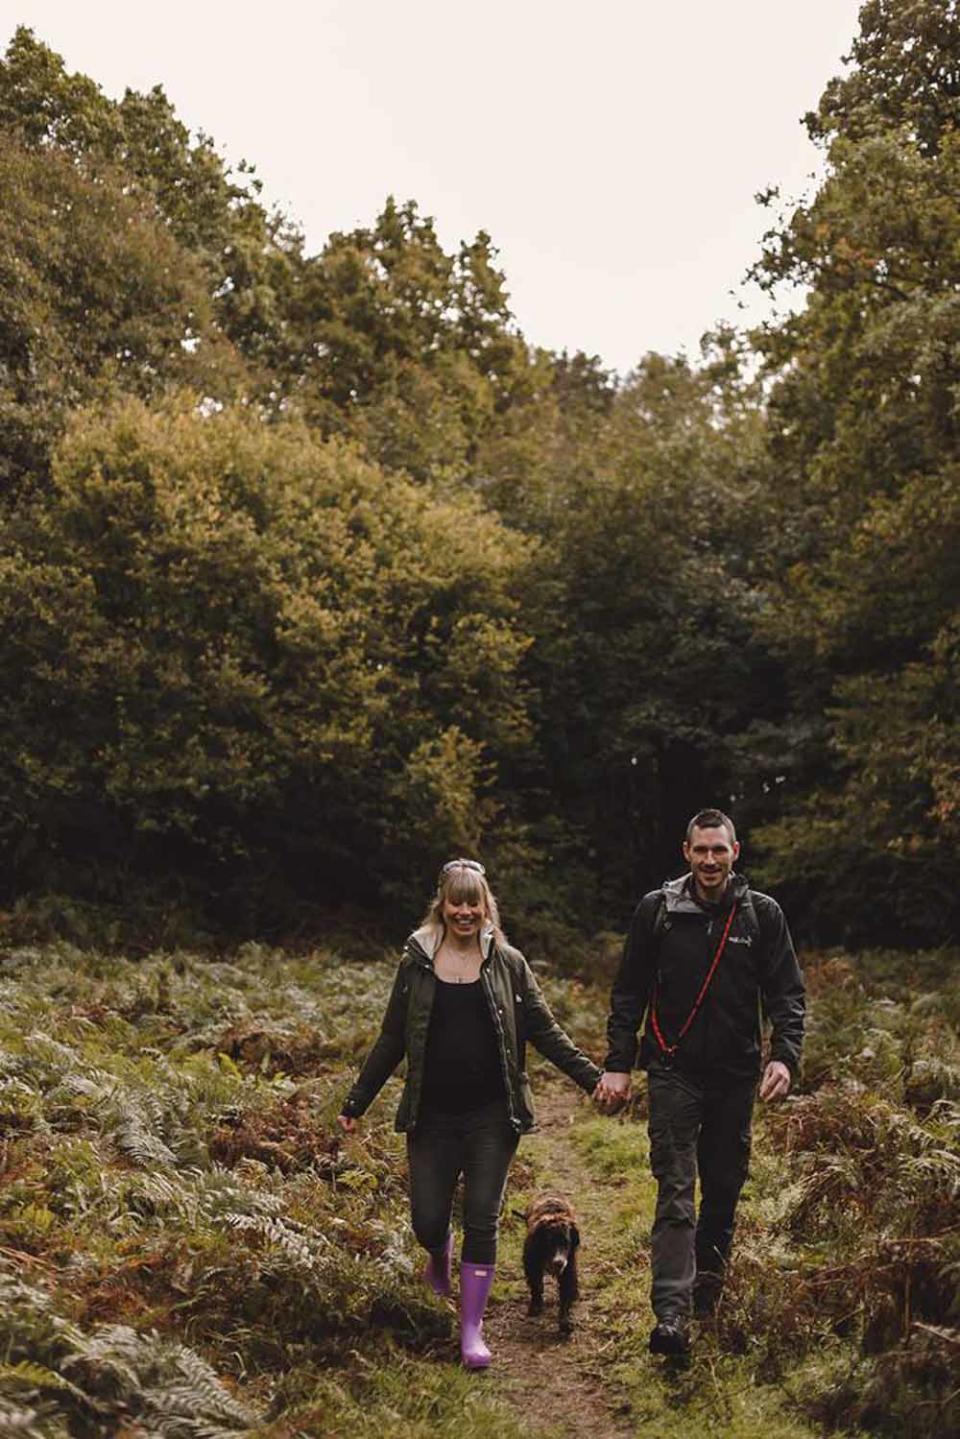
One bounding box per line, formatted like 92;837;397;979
1;10;957;947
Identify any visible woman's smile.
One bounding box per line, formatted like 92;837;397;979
449;909;483;932
444;899;483;935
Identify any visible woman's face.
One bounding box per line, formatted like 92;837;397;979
441;890;485;941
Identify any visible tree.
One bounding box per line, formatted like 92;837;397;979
748;0;960;942
809;0;960;157
276;198;534;483
0;135;246;497
0;28;301;367
0;33;538;498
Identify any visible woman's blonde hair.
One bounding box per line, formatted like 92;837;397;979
419;860;506;944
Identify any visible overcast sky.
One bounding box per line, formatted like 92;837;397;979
6;1;863;375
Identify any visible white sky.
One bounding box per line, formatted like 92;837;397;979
5;1;862;375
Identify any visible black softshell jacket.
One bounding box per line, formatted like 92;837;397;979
604;873;805;1080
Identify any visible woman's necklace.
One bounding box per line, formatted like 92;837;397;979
437;939;481;983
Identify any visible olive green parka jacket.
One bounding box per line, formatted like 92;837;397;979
340;923;602;1133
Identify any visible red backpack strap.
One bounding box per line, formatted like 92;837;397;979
650;902;737;1060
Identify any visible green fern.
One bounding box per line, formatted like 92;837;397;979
0;1359;83;1395
0;1396;48;1436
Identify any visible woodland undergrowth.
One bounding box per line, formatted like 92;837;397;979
0;942;956;1436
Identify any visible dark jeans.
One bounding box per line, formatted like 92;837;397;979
647;1066;756;1321
407;1099;519;1265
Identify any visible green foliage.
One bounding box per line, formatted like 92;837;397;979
1;933;957;1435
0;27;300;369
0;30;536;503
747;0;960;944
2;7;959;953
0;943;453;1432
0;940;621;1435
283;198;534;483
0;27;793;943
808;0;960;157
0;29;297;500
0;133;238;499
489;345;785;919
0;395;531;922
259;1347;535;1439
713;950;960;1436
0;23;789;949
0;1272;263;1435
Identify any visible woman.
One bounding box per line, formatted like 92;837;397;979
338;859;601;1369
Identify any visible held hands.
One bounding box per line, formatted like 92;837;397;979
759;1060;791;1102
593;1064;791;1106
340;1066;789;1122
593;1070;631;1111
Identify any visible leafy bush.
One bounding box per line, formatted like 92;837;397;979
0;396;532;928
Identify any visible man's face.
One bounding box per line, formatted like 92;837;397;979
683;825;740;900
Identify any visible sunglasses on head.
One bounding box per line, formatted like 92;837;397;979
440;858;486;878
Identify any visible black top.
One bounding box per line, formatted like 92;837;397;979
420;977;506;1114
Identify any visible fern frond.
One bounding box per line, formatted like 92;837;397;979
0;1359;89;1403
172;1346;257;1425
111;1114;179;1168
0;1396;47;1436
63;1322;144;1393
219;1213;329;1273
143;1376;255;1429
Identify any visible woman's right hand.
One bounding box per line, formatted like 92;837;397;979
337;1114;357;1133
594;1071;631;1109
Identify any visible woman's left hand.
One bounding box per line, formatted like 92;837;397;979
337;1114;358;1133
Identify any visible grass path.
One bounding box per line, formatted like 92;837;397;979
483;1080;636;1439
470;1073;830;1439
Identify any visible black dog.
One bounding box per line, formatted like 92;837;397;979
522;1194;580;1335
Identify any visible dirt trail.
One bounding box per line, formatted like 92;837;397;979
482;1083;636;1439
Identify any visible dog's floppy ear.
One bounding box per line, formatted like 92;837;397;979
570;1224;581;1249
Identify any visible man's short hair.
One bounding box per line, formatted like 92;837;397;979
685;808;737;844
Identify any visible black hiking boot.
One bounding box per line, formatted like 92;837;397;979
693;1271;723;1319
648;1318;691;1357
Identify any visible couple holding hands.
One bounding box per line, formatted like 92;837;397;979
337;809;805;1365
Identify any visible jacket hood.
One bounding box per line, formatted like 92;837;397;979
662;871;749;913
407;921;497;963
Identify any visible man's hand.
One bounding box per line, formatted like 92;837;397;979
336;1114;358;1133
593;1070;632;1110
759;1060;791;1102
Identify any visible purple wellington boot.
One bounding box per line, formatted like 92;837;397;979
459;1262;495;1369
424;1233;453;1297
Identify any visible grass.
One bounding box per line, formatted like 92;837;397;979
258;1348;539;1439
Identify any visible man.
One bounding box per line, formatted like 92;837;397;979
595;808;804;1357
